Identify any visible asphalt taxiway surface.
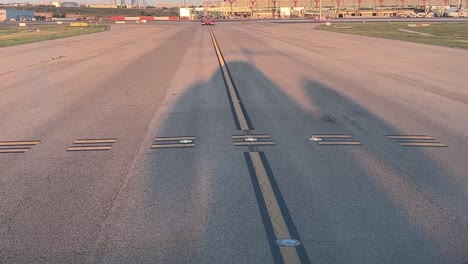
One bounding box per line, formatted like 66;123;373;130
0;22;467;263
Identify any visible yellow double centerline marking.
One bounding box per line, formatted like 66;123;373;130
209;27;252;131
247;152;305;264
209;27;309;263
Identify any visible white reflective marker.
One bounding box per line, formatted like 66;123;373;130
276;239;301;247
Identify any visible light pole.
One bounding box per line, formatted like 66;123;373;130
250;0;256;18
272;0;277;17
336;0;342;17
421;0;428;13
228;0;235;17
319;0;322;20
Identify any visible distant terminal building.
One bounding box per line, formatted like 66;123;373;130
155;2;183;7
88;4;119;8
210;0;457;9
61;2;80;7
0;9;34;21
185;0;461;18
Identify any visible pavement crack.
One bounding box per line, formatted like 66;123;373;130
89;104;163;261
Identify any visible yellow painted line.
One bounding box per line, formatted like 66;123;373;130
67;146;112;151
209;28;249;130
396;139;439;143
399;142;447;147
0;141;40;146
387;135;432;140
0;148;30;153
71;145;113;148
151;144;195;148
154;137;195;141
75;139;116;144
70;22;88;27
234;142;275;146
232;135;271;139
318;141;362;145
311;134;352;138
249;152;301;264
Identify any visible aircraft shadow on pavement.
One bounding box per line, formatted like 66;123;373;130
227;61;467;263
96;61;468;264
297;77;468;260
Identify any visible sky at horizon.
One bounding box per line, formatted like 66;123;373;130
0;0;199;5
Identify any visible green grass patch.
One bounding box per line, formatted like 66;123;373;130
316;22;468;49
0;24;109;48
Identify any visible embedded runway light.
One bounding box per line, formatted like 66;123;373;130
179;140;193;144
309;137;323;142
244;137;259;142
275;239;301;247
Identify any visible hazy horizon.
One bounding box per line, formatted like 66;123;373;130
0;0;199;5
